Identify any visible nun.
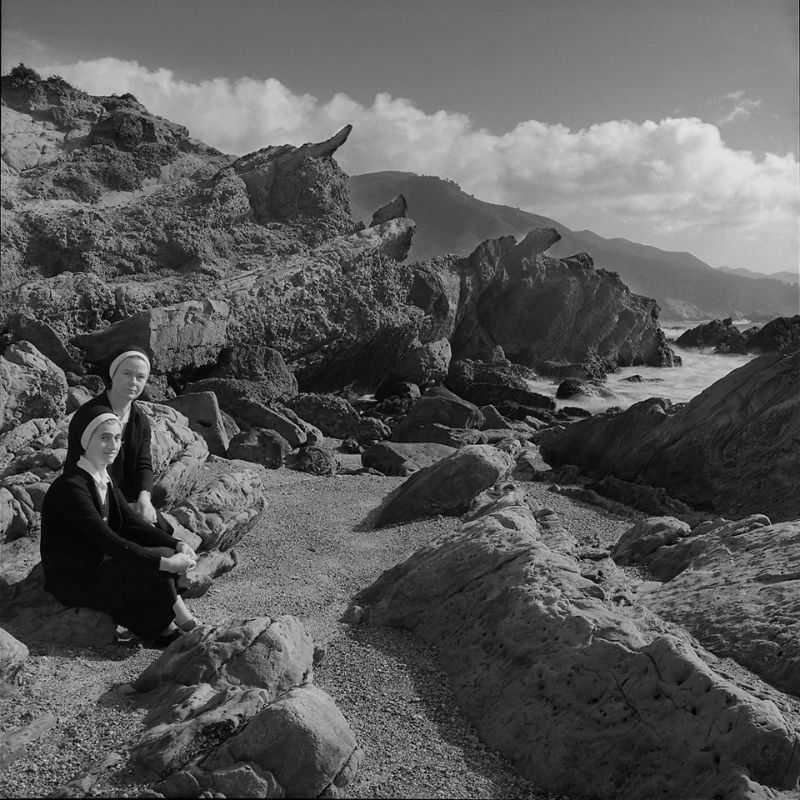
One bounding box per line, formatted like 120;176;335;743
41;403;198;647
66;345;161;526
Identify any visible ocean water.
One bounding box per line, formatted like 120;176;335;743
525;325;757;413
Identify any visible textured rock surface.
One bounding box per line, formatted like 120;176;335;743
362;441;456;476
540;349;800;521
167;469;265;552
226;428;291;469
446;358;554;410
375;444;514;527
130;616;360;796
357;490;800;799
633;518;800;695
165;392;230;456
0;343;68;434
0;626;28;682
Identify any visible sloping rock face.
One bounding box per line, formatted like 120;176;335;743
130;617;361;797
356;489;800;799
539;348;800;521
452;230;676;376
624;516;800;695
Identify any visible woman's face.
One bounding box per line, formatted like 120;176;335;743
110;356;150;401
84;419;123;469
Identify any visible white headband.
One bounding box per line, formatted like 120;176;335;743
80;412;120;450
109;350;151;379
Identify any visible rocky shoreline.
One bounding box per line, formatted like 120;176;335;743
2;69;799;799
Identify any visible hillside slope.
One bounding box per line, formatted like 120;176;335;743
351;172;796;321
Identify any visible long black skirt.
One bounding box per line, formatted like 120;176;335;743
89;547;184;640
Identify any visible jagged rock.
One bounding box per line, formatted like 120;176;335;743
361;441;456;476
0;564;115;647
0;626;28;682
74;299;230;377
130;617;360;796
375;444;514;527
1;314;81;373
636;518;800;696
453;230;677;373
183;549;238;599
392;338;451;388
227;428;291;469
168;469;265;551
205;345;298;393
555;379;598;399
166;392;230;456
66;385;93;414
540;349;800;522
370;194;407;226
357;489;800;799
0;342;68;434
676;317;753;353
140;402;209;507
586;475;698;518
748;315;800;353
612;517;691;564
446;358;554;410
479;404;509;430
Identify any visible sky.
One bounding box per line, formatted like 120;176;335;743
2;0;798;274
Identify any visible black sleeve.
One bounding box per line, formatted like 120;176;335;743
116;487;180;549
132;407;155;496
50;478;166;569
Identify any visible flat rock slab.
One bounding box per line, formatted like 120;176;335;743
361;441;455;476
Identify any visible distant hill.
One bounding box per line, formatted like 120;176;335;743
350;172;798;322
718;266;799;286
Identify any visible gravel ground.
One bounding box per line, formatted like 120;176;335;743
0;452;637;798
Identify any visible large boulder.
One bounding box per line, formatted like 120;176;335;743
539;349;800;521
396;385;485;432
166;392;230;456
675;317;753;353
227;428;291;469
375;445;514;527
0;342;68;434
356;490;800;799
130;616;361;796
286;393;387;443
391;337;452;388
634;518;800;696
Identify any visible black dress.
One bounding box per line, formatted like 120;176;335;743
40;466;182;640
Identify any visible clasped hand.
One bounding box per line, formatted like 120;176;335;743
160;551;197;574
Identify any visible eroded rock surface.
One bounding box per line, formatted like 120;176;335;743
356;489;800;799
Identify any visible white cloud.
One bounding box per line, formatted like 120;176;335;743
716;90;763;125
7;55;800;256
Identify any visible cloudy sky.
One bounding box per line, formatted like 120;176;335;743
3;0;798;274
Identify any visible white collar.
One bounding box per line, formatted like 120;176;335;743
76;456;112;489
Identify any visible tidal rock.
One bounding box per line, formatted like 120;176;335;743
0;342;68;433
748;314;800;353
676;317;752;353
227;428;291;469
540;349;800;521
0;564;115;647
555;379;597;399
168;469;265;552
358;490;800;799
375;444;514;527
0;626;28;682
452;230;676;372
636;518;799;695
166;392;230;456
287;445;339;476
74;299;230;377
446;358;554;410
362;441;456;476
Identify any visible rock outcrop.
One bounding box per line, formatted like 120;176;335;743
675;315;800;354
539;348;800;521
130;617;361;796
355;488;800;799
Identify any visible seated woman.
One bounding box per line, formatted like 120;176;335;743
42;403;198;647
66;345;162;526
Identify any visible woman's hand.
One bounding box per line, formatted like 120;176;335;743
134;492;158;524
176;541;197;560
159;552;197;574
